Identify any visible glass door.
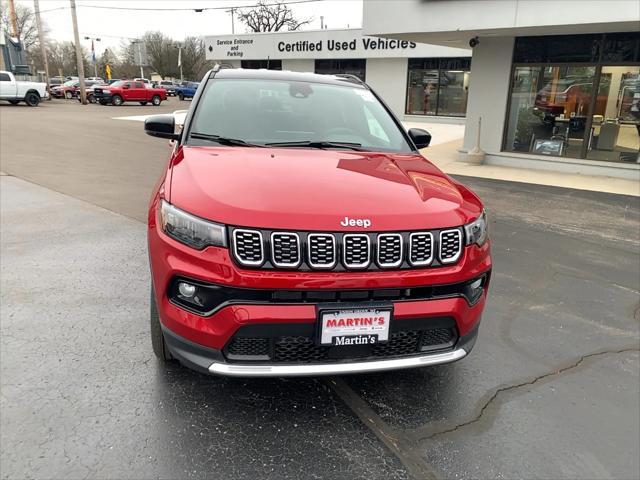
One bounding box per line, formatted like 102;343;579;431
586;66;640;163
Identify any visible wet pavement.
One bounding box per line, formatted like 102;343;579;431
1;101;639;479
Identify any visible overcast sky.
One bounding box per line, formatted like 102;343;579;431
18;0;364;53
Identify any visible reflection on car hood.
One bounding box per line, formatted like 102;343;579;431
168;146;482;231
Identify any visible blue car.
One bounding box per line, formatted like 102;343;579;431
176;82;199;101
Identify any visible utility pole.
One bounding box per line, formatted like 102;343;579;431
70;0;87;104
34;0;50;93
228;7;236;34
7;0;19;38
320;16;324;30
132;40;145;79
174;44;183;82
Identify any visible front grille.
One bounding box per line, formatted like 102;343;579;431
271;232;301;268
224;326;457;364
343;234;370;268
232;229;264;266
229;226;464;271
439;229;462;264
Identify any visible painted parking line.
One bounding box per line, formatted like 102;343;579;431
112;110;188;124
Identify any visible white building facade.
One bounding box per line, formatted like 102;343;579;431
363;0;640;178
205;29;471;123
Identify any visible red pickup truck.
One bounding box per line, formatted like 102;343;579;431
93;80;167;106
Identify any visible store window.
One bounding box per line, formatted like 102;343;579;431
406;58;470;117
314;59;366;81
504;32;640;163
241;60;282;70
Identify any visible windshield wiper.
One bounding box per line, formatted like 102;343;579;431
189;132;265;147
265;140;364;151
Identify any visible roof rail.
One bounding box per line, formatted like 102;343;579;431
333;73;367;87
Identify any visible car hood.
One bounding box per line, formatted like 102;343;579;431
168;146;482;231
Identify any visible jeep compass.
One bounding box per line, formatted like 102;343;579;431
145;67;491;376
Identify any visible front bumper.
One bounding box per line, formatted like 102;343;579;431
163;323;478;376
150;224;490;376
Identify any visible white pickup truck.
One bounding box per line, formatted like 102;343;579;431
0;70;48;106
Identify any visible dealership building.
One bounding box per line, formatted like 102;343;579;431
363;0;639;178
205;28;472;122
206;1;640;179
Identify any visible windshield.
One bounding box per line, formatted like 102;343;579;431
109;81;124;88
188;78;413;152
63;80;76;86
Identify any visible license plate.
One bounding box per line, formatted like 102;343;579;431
319;307;392;346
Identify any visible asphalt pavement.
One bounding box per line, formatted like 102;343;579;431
1;99;639;479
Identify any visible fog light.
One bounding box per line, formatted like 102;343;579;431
178;282;196;298
465;276;485;305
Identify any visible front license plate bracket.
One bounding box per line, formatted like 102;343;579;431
316;302;393;346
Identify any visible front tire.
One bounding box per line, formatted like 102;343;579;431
151;95;161;106
112;95;123;106
25;92;40;107
150;286;173;362
65;90;73;99
89;96;97;104
178;92;184;101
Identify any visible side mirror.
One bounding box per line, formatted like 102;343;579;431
408;128;432;149
145;115;180;140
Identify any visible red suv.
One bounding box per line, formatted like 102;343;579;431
145;68;491;376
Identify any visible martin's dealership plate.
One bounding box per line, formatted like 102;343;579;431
319;307;392;346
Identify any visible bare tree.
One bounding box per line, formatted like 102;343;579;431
0;1;44;50
237;1;312;32
141;31;179;79
181;37;212;81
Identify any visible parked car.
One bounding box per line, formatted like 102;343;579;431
93;80;167;106
78;82;109;103
51;79;78;99
175;82;199;100
86;76;104;82
48;77;64;87
143;68;491;376
156;80;177;96
0;70;48;106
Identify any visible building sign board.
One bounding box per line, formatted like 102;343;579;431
205;29;470;61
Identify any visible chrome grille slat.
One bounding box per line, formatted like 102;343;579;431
232;229;264;266
307;234;337;269
271;232;301;268
343;234;371;269
377;234;403;268
439;229;462;264
409;232;434;266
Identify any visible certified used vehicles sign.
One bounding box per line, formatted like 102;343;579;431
319;307;391;345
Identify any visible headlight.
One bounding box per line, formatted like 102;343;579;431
464;210;488;246
160;200;227;249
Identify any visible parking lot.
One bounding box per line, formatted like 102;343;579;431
1;99;639;479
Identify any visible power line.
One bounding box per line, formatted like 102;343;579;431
73;0;322;13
